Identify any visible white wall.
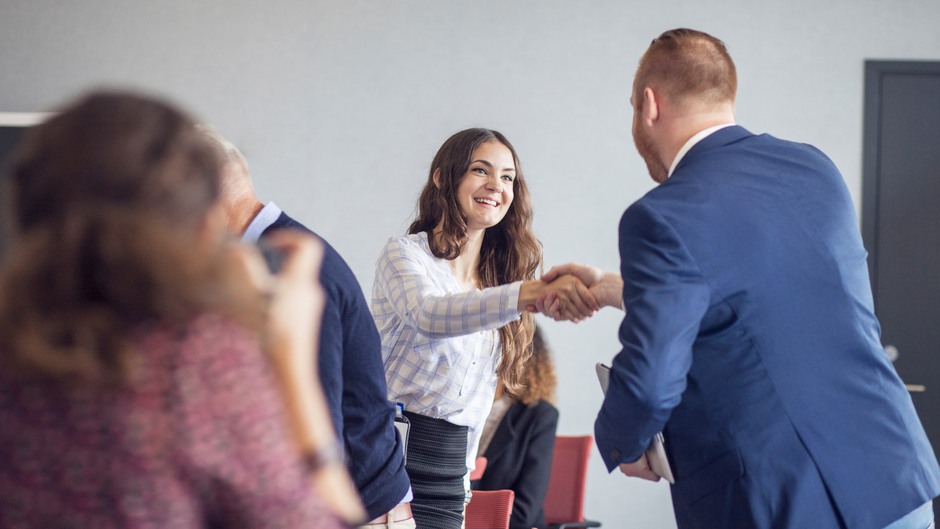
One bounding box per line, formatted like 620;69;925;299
2;1;938;526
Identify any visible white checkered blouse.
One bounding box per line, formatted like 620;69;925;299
371;232;523;468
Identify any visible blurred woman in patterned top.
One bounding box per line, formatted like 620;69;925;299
0;90;360;528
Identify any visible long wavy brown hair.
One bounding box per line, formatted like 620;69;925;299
408;128;541;393
517;325;557;406
0;91;262;383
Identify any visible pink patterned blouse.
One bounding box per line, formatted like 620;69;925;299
0;314;347;529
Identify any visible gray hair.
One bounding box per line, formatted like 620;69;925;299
194;124;255;202
195;123;248;169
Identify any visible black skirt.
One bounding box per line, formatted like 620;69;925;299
403;411;469;529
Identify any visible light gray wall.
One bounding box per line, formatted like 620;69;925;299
2;1;938;526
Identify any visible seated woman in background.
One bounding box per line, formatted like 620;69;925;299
472;325;559;529
0;91;361;528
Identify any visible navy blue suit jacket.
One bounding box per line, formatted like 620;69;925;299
472;400;558;529
595;126;940;528
262;213;409;519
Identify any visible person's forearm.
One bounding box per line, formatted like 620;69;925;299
386;279;522;337
269;336;366;524
598;272;625;309
280;368;366;524
270;349;334;451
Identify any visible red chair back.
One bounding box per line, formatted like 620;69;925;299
470;456;488;481
465;489;515;529
543;435;594;525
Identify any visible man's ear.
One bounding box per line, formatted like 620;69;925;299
432;168;442;189
199;201;230;241
642;87;659;126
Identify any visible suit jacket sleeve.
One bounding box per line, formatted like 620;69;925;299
507;402;558;529
320;242;409;519
595;200;710;471
375;236;522;337
263;218;408;520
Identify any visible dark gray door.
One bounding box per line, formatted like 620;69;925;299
862;61;940;471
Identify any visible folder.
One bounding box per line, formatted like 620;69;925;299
596;362;675;484
394;402;410;463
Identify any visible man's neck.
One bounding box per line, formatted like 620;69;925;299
661;109;736;175
228;195;265;236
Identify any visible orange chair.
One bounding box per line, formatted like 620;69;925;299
465;489;515;529
543;435;601;529
470;456;488;481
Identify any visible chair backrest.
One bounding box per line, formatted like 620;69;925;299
465;489;515;529
469;456;488;481
543;435;593;524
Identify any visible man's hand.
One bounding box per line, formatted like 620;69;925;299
537;263;624;318
619;454;661;482
535;274;599;323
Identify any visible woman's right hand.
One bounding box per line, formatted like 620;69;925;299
519;273;600;323
260;230;325;379
537;263;625;320
538;274;600;322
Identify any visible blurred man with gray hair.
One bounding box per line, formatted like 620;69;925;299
204;127;415;529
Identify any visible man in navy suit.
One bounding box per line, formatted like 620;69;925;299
543;29;940;528
207;130;415;528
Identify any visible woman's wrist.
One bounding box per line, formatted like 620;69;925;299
517;279;546;311
302;438;345;473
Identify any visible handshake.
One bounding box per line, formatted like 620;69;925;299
523;263;624;323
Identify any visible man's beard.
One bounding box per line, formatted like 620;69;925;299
633;124;668;183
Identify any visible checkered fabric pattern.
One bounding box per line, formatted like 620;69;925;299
372;232;522;469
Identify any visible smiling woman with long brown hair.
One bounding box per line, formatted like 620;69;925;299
371;127;597;529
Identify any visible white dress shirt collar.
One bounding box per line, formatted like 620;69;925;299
241;202;283;243
667;123;736;179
